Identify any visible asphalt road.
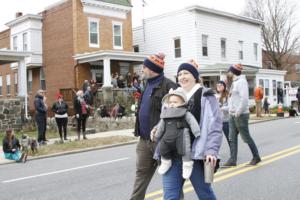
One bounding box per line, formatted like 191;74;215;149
1;117;300;200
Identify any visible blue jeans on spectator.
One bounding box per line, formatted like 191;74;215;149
162;159;217;200
4;151;21;161
228;113;260;163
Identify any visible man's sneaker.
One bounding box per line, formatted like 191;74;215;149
221;161;237;168
248;158;261;166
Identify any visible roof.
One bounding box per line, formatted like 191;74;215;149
98;0;131;7
5;14;42;27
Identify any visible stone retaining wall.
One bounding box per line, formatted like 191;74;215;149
0;98;25;132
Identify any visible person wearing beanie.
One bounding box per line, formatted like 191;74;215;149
130;53;177;200
52;93;69;142
216;80;230;147
223;64;261;167
151;88;201;179
161;59;223;200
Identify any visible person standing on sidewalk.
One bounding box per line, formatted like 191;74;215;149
223;64;261;167
296;87;300;112
129;53;177;200
254;85;264;117
73;90;89;140
52;93;69;142
34;89;48;145
216;80;230;147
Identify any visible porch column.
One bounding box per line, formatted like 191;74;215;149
18;59;27;97
103;58;112;87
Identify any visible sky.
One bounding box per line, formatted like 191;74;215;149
0;0;247;31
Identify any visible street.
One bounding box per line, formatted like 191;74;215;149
1;118;300;200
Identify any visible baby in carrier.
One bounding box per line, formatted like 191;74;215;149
152;88;201;179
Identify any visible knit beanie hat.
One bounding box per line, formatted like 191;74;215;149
143;53;165;74
56;93;63;100
162;88;187;105
228;64;243;76
177;59;199;81
218;80;227;91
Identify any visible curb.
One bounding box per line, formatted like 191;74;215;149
249;116;290;124
0;139;138;166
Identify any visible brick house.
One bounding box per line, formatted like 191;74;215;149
0;0;146;117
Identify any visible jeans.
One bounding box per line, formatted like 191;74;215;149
130;138;158;200
162;159;217;200
222;122;230;146
36;114;46;143
4;151;21;161
228;113;260;163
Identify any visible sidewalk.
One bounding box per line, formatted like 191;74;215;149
0;114;289;165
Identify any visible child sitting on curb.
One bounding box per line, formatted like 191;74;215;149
151;88;201;179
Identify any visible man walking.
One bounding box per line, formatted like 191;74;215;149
254;85;264;117
223;64;261;167
130;53;177;200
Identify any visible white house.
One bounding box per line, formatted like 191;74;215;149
133;5;286;105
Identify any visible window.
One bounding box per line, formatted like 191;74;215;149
202;35;208;56
266;61;273;69
264;79;269;96
133;45;139;52
40;68;46;90
221;38;226;59
272;80;277;96
6;74;10;95
253;43;258;61
174;38;181;58
14;73;18;95
238;41;243;60
23;33;28;51
27;70;32;92
113;22;123;49
0;76;2;96
89;18;99;47
13;36;18;50
295;64;300;73
259;79;264;88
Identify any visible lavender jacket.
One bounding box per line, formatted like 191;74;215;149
191;87;223;159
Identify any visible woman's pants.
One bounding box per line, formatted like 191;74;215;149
162;159;217;200
76;114;88;139
55;117;68;139
4;151;21;161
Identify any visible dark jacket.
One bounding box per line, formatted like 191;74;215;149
73;97;88;116
34;94;47;118
134;77;177;138
51;101;68;115
2;137;21;153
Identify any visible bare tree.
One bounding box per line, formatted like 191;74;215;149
244;0;300;70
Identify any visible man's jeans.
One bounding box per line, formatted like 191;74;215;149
130;138;157;200
228;113;260;163
162;159;217;200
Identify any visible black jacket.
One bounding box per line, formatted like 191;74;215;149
2;137;21;153
73;97;89;116
34;94;47;119
134;77;177;137
52;101;68;115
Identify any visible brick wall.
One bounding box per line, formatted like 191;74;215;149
0;29;10;49
73;0;133;54
42;0;76;108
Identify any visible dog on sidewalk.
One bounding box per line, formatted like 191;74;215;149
21;134;38;162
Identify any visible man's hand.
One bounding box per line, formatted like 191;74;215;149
76;114;79;118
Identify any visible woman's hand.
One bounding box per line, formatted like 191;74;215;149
150;127;157;142
205;155;217;167
12;148;16;152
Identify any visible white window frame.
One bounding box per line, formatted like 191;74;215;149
264;79;270;96
238;41;243;60
202;35;208;57
88;18;100;48
0;76;2;96
40;68;46;90
253;43;258;61
112;21;123;49
14;73;18;95
295;64;300;73
13;36;18;51
6;74;11;95
174;37;181;58
221;38;226;59
23;32;28;51
27;70;33;93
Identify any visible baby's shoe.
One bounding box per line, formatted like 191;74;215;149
182;161;194;179
158;158;172;175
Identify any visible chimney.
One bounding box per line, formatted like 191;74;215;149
15;12;23;18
